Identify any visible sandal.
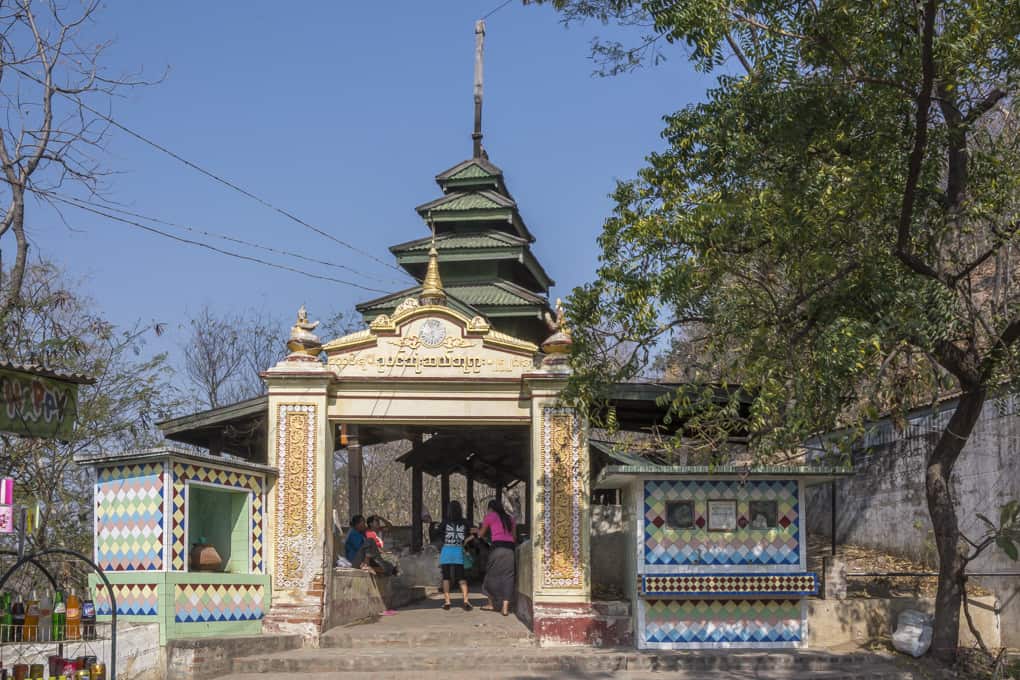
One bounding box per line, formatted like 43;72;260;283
480;605;497;612
442;603;451;611
462;602;473;611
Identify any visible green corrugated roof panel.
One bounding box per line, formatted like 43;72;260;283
450;164;493;180
391;231;527;253
416;190;515;214
595;463;854;488
436;158;504;181
357;280;546;313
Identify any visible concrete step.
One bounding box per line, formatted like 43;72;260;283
219;668;914;680
228;647;909;676
321;622;534;649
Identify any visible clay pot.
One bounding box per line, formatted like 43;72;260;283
189;543;223;572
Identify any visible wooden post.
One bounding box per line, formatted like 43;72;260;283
347;424;363;520
495;484;503;505
466;473;475;526
411;466;424;553
441;472;451;518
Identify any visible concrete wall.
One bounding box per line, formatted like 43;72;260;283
117;622;164;680
327;568;426;630
591;504;627;598
808;596;1000;649
806;394;1020;647
516;539;533;629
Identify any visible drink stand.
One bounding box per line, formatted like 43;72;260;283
0;546;117;680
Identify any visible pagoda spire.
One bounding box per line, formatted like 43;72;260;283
472;19;485;159
419;218;447;306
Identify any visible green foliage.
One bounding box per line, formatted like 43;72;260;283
0;262;182;555
977;500;1020;561
551;0;1020;462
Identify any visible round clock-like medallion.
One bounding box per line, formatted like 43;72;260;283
418;319;447;348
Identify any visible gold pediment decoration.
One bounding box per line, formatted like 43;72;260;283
322;304;539;378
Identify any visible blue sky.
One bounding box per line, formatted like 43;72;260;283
20;1;717;380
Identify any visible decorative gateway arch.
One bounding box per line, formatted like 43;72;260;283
262;279;594;643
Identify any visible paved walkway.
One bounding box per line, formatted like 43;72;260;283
217;590;917;679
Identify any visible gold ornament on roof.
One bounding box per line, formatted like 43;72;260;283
541;298;573;368
419;223;447;306
287;305;323;356
544;298;572;339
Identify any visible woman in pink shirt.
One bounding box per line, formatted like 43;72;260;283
479;500;516;615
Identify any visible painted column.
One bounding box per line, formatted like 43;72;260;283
524;371;594;645
263;351;334;642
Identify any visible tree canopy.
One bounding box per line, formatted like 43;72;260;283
540;0;1020;661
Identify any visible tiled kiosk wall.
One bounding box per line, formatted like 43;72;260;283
90;456;271;645
636;479;815;649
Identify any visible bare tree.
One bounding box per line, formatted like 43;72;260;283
182;305;359;410
0;0;149;313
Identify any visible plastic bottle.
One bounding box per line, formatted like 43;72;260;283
65;589;81;641
22;590;38;642
37;592;52;642
10;595;25;642
51;591;65;641
80;590;95;641
0;591;12;642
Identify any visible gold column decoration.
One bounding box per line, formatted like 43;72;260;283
275;403;318;589
541;406;583;587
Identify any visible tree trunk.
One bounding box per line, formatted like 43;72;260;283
926;387;985;661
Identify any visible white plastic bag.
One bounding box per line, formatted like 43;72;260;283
892;609;933;658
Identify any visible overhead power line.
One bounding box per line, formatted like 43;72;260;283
47;194;390;293
11;65;412;279
482;0;514;19
48;193;404;286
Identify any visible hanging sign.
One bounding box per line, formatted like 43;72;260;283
0;367;79;438
0;477;12;534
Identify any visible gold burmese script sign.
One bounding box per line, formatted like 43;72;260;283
330;350;533;375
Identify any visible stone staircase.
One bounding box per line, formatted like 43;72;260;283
213;614;917;679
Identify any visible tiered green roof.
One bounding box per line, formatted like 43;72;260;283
357;155;554;343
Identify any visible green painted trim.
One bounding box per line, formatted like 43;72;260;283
166;573;269;585
428;208;513;221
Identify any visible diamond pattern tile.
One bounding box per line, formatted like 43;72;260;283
643;599;803;645
173;583;264;623
94;582;159;616
95;464;164;571
644;480;800;567
170;462;266;573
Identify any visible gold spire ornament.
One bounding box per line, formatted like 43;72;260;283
420;220;447;306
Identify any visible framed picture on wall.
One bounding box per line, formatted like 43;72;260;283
707;499;737;531
748;500;778;529
665;500;695;529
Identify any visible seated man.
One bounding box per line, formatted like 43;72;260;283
345;514;397;576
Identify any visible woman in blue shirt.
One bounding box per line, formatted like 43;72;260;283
439;501;473;611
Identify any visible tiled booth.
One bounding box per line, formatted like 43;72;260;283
595;465;849;649
76;446;273;645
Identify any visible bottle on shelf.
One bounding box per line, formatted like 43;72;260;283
80;590;96;641
0;591;12;642
51;591;66;641
22;591;38;642
65;588;81;641
10;595;25;642
37;592;52;642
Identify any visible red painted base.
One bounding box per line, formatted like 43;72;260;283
532;601;633;647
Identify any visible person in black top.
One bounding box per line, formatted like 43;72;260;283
438;501;473;611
